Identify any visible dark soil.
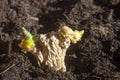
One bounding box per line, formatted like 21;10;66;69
0;0;120;80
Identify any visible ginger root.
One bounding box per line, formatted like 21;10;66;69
19;26;84;72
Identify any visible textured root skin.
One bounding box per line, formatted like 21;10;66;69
31;32;71;72
19;26;84;72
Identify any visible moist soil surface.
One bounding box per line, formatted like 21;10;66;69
0;0;120;80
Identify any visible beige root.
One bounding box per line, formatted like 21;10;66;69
19;26;84;72
29;31;71;72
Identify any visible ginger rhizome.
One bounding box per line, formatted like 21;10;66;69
19;26;84;72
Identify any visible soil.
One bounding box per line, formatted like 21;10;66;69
0;0;120;80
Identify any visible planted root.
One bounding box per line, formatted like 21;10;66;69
19;26;84;72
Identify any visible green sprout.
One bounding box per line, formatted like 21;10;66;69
75;30;84;41
59;26;84;44
19;27;36;53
